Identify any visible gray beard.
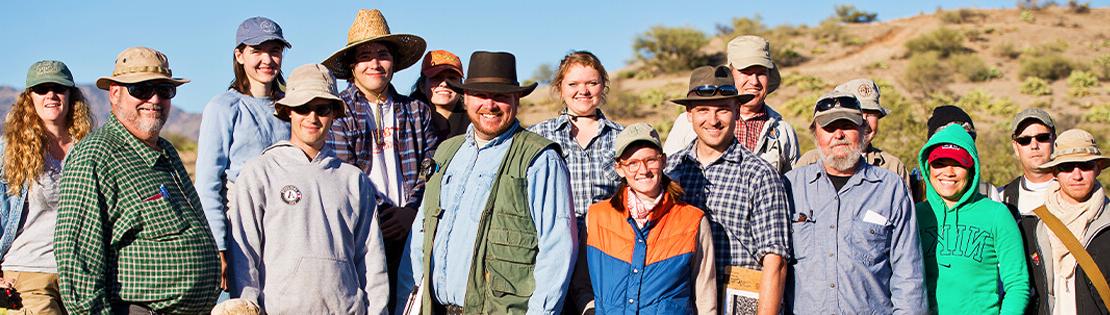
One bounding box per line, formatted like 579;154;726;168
122;109;167;135
819;142;863;173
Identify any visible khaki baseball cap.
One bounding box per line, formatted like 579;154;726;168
834;78;886;117
726;35;781;93
614;123;662;158
96;47;189;90
812;91;864;127
1009;108;1055;137
1038;129;1109;170
274;64;348;120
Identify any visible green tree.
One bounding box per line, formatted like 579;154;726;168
633;26;710;74
530;63;555;85
835;4;878;23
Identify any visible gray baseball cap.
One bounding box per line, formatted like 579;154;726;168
1010;108;1055;137
812;91;864;127
236;16;291;47
834;78;886;117
26;60;75;88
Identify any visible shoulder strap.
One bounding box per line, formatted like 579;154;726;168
1032;205;1110;313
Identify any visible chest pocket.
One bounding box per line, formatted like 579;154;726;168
847;219;893;265
139;197;189;240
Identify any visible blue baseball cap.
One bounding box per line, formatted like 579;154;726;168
236;16;291;48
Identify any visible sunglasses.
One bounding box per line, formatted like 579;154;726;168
1014;133;1052;146
814;96;861;112
290;103;337;117
125;83;177;100
1055;161;1097;173
690;84;739;97
30;84;69;95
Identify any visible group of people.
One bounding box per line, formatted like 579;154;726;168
0;8;1107;315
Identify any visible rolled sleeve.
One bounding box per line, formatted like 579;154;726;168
751;172;792;262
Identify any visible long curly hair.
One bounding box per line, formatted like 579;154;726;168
3;87;94;195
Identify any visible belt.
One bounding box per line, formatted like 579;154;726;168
444;304;464;315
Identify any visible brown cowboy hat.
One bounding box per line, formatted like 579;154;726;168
669;65;755;106
447;51;537;96
322;9;426;80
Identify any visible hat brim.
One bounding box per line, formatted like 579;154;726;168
671;93;755;107
27;78;76;89
422;64;463;78
241;36;292;48
322;34;427;80
1037;155;1110;171
814;111;865;127
730;60;781;94
447;79;537;97
96;74;190;90
273;95;350;120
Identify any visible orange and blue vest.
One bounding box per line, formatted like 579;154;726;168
585;188;705;314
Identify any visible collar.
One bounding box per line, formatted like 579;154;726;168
343;83;396;107
554;109;620;132
614;185;679;222
807;160;883;186
679;139;745;166
465;121;521;149
105;114;168;169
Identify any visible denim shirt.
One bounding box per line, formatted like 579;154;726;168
783;162;927;315
195;90;291;250
0;141;30;259
397;123;577;314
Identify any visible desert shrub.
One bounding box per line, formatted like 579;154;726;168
949;54;1001;82
1067;70;1099;97
776;46;810;67
960;89;1017;117
1067;0;1091;13
782;74;830;93
1084;103;1110;123
607;85;685;119
994;42;1022;59
905;27;966;58
530;63;555;85
781;92;823;118
1020;77;1053;96
903;51;951;95
1094;54;1110;81
632;26;710;74
1020;10;1036;23
835;4;878;23
813;17;847;43
939;8;982;24
717;15;768;37
1020;54;1073;80
1023;40;1068;57
164;133;197;152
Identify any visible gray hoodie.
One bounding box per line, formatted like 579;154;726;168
228;141;388;314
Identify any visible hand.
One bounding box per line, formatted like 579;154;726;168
379;206;418;241
219;251;229;291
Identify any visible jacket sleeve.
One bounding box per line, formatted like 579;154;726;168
54;147;115;315
195;96;237;251
227;163;266;305
692;216;718;315
780;121;800;172
662;113;694;156
357;176;390;314
526;149;578;315
403;101;439;209
327;111;361;170
997;213;1032;315
888;182;928;315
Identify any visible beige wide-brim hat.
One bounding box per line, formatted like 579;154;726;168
274;64;348;120
322;9;427;80
726;35;781;94
1038;128;1110;170
95;47;189;90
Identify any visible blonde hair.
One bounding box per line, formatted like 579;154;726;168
551;50;610;106
3;88;94;195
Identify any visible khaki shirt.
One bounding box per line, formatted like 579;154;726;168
794;146;911;187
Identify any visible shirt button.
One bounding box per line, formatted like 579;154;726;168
829;225;835;229
830;283;836;288
628;299;635;304
638;239;644;243
632;269;639;273
828;253;834;257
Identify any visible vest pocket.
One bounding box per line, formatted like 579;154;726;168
486;228;537;296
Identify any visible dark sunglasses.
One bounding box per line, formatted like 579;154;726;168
814;96;862;112
1014;133;1052;146
290;103;337;117
691;84;739;97
125;83;177;100
1055;161;1097;173
30;84;69;95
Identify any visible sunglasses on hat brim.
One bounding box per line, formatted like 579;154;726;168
814;96;861;112
689;84;739;97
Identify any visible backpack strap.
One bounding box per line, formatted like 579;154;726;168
1032;205;1110;313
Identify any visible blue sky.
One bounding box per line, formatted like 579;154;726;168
2;0;1105;113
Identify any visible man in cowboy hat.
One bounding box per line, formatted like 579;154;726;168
227;64;389;314
664;65;791;314
1024;129;1110;314
55;47;220;314
396;51;577;314
663;35;800;174
783;91;926;314
322;8;435;303
793;79;910;185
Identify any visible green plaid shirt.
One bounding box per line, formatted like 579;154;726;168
55;115;220;315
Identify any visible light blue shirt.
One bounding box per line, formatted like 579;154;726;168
783;162;927;314
396;123;577;315
195;90;290;250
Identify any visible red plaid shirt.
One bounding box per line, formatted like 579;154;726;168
735;109;769;152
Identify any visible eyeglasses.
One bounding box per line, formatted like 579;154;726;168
619;156;663;172
1014;133;1052;146
1055;161;1097;173
30;84;68;95
690;85;739;97
290;103;337;117
814;96;861;112
125;83;177;100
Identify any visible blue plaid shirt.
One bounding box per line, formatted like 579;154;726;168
666;140;792;274
327;84;438;208
528;110;623;219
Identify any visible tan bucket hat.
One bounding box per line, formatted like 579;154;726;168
1038;128;1110;170
726;35;781;94
322;9;427;80
274;64;348;120
96;47;189;90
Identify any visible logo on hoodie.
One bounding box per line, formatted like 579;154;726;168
921;224;995;262
280;185;302;205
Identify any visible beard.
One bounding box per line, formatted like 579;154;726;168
121;107;168;135
819;138;863;173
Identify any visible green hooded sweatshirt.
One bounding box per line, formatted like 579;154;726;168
915;124;1030;314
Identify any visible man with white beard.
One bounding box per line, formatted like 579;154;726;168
782;91;926;314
